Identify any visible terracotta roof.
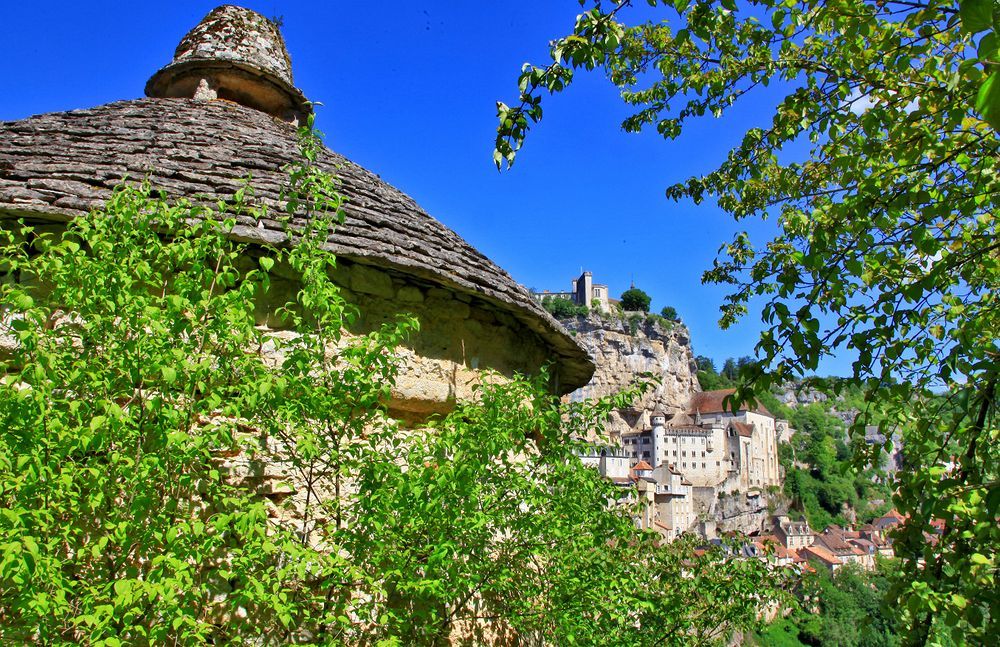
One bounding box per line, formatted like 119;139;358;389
0;98;595;392
817;529;855;553
633;460;653;471
689;388;773;417
731;421;754;438
801;545;842;566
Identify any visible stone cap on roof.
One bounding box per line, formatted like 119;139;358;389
146;6;309;124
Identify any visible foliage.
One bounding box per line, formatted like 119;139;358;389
779;403;892;529
541;295;588;318
0;127;781;644
619;287;651;312
660;305;678;321
495;0;999;641
770;562;900;647
627;312;644;335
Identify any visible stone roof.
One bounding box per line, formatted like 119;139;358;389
690;388;773;418
0;98;594;391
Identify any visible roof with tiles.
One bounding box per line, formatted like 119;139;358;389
0;7;595;393
689;388;773;418
801;545;843;566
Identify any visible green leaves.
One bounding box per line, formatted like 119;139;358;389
959;0;995;34
975;70;1000;128
499;0;998;643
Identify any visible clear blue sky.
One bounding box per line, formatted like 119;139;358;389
0;1;849;375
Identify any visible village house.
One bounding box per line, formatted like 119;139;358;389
775;516;815;550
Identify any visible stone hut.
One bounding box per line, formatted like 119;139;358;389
0;5;594;421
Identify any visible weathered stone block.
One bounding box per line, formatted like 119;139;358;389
396;285;424;303
350;263;394;298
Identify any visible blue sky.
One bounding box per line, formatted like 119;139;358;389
0;1;848;374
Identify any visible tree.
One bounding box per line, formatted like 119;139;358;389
0;125;780;644
542;295;588;318
695;355;716;373
660;305;679;321
619;287;651;312
495;1;998;642
721;358;739;381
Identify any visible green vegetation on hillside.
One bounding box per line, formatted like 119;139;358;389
753;562;901;647
497;1;998;641
540;295;588;318
619;287;651;312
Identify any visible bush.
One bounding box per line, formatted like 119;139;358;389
542;296;587;318
660;305;678;321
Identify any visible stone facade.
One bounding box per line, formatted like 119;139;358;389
532;271;611;314
621;389;782;493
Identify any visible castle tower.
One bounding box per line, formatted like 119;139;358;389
145;5;310;124
650;407;667;467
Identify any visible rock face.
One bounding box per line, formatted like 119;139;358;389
560;313;700;438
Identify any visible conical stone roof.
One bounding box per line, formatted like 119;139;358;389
0;6;595;393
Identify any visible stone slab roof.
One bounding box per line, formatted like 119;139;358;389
0;98;594;391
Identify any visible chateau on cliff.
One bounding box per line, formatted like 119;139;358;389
531;270;612;314
622;389;782;493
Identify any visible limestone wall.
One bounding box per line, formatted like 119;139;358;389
559;312;700;439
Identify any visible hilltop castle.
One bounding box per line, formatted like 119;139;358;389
531;271;612;314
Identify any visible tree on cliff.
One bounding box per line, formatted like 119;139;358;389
620;286;651;312
495;1;998;642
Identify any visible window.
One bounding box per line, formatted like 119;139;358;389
701;451;706;458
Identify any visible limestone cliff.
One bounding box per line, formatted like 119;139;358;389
559;312;700;439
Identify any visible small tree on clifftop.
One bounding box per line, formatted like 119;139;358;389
620;287;651;312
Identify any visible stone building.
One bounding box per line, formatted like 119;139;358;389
532;270;612;314
0;5;595;423
621;388;782;492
